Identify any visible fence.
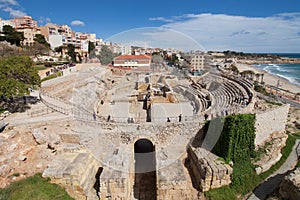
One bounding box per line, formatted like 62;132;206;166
27;106;54;117
39;89;207;126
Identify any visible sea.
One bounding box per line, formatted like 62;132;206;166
253;53;300;87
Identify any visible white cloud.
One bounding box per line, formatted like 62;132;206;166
150;13;300;53
71;20;85;26
149;17;174;23
3;7;26;17
0;0;26;18
39;16;51;24
0;0;18;6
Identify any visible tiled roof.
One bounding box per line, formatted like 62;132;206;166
114;55;152;60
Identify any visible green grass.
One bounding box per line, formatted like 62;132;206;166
205;133;299;199
265;100;282;106
34;64;48;71
0;173;73;200
41;71;62;82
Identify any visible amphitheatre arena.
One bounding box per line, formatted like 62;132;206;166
32;62;264;200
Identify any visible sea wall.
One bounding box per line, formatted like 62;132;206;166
255;104;290;147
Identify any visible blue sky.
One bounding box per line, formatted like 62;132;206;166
0;0;300;52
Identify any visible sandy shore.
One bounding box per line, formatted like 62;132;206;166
235;63;300;94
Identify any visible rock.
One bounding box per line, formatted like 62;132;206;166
32;129;47;145
7;143;18;151
255;166;263;175
18;155;27;161
20;147;33;156
294;121;300;130
49;132;61;145
0;165;9;176
36;163;43;169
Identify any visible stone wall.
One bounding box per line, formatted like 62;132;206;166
255;104;290;147
187;146;233;192
42;152;101;200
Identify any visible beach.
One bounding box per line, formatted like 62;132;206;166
235;63;300;94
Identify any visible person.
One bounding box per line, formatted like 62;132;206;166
179;114;182;122
167;117;171;122
107;115;111;122
93;112;96;121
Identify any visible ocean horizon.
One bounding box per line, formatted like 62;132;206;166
254;63;300;87
271;53;300;59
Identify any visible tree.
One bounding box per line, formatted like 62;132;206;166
1;25;24;46
54;46;63;54
34;34;50;49
67;44;76;63
0;56;41;99
88;41;96;59
98;45;115;65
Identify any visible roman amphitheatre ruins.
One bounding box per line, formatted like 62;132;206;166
0;62;294;200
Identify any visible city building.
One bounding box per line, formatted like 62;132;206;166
113;55;152;68
0;18;15;31
190;54;206;70
11;16;40;46
17;26;41;46
121;45;132;55
12;16;37;29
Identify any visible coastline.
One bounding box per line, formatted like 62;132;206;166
235;63;300;94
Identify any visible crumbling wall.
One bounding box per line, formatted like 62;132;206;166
187;146;232;192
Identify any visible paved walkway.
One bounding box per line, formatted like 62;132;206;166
248;139;300;200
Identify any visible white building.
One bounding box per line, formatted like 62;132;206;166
49;35;64;50
121;45;132;55
190;54;205;70
0;18;15;31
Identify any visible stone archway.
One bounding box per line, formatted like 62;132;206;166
134;139;156;200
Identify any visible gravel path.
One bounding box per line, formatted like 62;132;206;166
248;139;300;200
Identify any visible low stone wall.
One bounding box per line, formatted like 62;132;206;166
99;169;131;200
187;146;232;192
255;104;290;147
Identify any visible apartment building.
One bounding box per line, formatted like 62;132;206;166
40;23;72;40
12;16;37;29
121;45;132;55
17;27;41;46
190;54;205;70
8;16;40;46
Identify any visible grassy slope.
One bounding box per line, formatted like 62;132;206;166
0;174;74;200
205;133;299;200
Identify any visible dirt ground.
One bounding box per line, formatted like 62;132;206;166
0;119;74;188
